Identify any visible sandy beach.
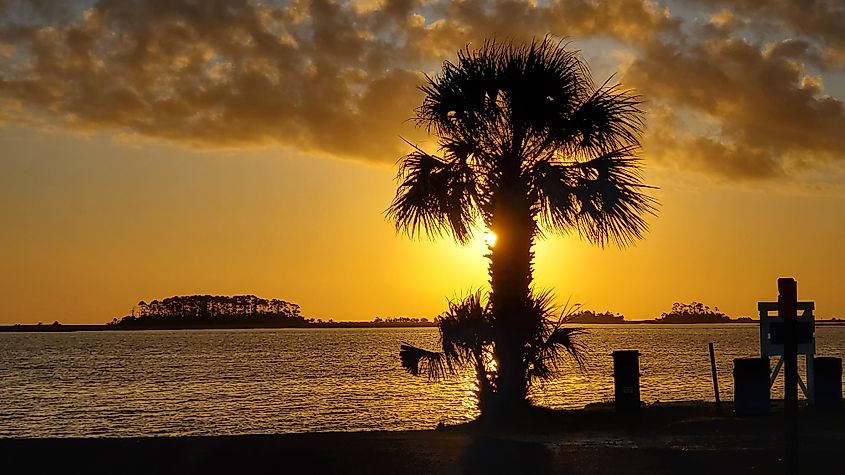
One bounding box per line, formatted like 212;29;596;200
3;404;842;474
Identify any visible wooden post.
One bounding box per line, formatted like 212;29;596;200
709;340;721;412
778;277;798;475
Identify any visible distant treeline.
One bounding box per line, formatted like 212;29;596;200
567;310;625;323
373;316;430;324
111;295;307;328
656;302;730;323
656;302;754;323
563;302;756;324
99;297;759;330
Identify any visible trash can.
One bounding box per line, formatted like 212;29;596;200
612;350;640;412
814;357;842;409
733;357;770;416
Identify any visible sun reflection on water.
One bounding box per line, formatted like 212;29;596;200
3;326;844;437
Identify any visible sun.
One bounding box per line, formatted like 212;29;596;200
484;231;497;247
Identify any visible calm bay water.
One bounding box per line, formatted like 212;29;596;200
1;325;844;438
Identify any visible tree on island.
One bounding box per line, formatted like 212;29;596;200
388;37;656;419
373;316;430;324
110;295;306;327
656;301;730;323
566;310;625;323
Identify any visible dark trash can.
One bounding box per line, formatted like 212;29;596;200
612;350;640;412
814;357;842;409
733;357;770;416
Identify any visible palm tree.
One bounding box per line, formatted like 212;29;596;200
400;289;587;416
388;37;657;415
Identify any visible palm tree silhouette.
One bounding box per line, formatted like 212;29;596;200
399;289;588;416
388;37;657;417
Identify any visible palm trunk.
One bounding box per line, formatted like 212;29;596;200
487;171;535;416
474;351;495;415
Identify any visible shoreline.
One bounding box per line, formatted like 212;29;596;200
3;404;844;474
3;319;844;333
0;432;830;475
0;322;439;332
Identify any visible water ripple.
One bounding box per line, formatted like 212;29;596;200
0;326;843;437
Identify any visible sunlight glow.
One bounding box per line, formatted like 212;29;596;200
484;231;497;248
484;350;498;374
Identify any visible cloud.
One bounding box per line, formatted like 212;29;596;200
0;0;674;163
0;0;427;161
1;0;844;183
623;8;845;180
681;0;845;68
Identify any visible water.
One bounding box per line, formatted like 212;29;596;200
1;325;844;438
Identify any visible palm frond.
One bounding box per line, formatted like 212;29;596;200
438;290;494;365
399;343;451;381
565;78;645;157
418;37;600;166
522;288;589;382
533;146;658;247
417;39;503;147
544;327;589;371
386;143;480;244
399;291;495;383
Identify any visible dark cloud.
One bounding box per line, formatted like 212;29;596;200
0;0;673;163
0;0;843;182
623;5;845;180
682;0;845;67
0;0;429;160
643;107;786;179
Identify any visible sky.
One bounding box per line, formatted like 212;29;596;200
1;0;845;324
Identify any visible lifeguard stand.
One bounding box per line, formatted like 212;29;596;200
758;300;816;402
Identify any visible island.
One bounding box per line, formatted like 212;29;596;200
558;302;761;324
653;302;747;324
0;295;437;331
11;298;841;332
566;310;626;324
108;295;309;329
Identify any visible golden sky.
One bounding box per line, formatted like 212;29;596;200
2;0;845;323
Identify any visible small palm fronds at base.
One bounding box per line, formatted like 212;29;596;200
399;343;451;380
439;290;493;364
399;291;496;401
544;327;589;370
525;289;590;383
